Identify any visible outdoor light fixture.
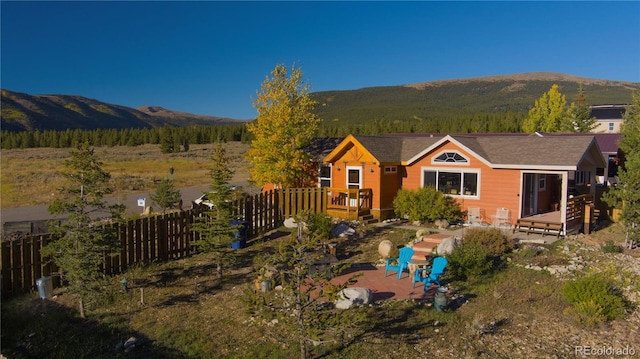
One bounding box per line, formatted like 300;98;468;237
370;167;374;173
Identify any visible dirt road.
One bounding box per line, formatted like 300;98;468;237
0;185;213;234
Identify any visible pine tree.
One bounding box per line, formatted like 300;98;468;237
192;142;238;280
566;85;598;133
41;142;124;318
246;64;321;188
604;90;640;249
247;212;354;359
150;178;182;215
159;125;174;154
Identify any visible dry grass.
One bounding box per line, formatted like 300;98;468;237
0;143;253;208
3;225;639;358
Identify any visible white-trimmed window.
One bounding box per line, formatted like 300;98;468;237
422;168;479;197
433;151;468;164
608;122;615;131
384;166;397;174
319;164;331;188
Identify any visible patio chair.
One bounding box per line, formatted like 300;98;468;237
413;256;448;292
384;246;414;279
491;207;511;228
467;207;483;226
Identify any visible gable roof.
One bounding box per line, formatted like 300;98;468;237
353;135;442;163
326;134;606;170
324;134;441;164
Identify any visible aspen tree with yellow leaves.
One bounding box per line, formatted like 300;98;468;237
523;84;569;133
246;64;321;188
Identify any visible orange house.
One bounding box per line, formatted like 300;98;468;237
322;134;606;235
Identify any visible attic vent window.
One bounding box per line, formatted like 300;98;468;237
434;152;468;163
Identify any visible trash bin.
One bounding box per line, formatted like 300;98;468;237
230;219;248;250
36;276;53;299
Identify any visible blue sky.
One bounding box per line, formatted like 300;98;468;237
2;1;639;120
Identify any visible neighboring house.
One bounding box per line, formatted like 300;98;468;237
322;133;606;235
591;104;626;133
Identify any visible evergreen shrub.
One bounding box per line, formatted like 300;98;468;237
462;227;515;257
447;243;492;281
562;274;627;326
307;212;334;239
392;187;463;223
601;240;623;254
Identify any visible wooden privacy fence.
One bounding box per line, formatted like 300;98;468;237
1;188;327;298
277;187;327;219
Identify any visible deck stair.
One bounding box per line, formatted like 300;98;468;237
410;233;452;262
514;219;563;238
358;211;378;225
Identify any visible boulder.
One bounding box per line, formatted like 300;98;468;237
283;217;298;229
334;287;372;309
435;219;450;229
436;236;459;255
378;240;394;259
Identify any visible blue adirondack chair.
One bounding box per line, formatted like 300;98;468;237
385;246;414;279
413;256;448;291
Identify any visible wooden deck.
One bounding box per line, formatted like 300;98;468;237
326;188;374;222
513;211;564;238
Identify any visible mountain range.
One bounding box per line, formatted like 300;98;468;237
0;89;245;132
2;72;639;132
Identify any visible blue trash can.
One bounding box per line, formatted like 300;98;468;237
230;219;248;250
36;276;53;299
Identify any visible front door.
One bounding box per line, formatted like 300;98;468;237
522;173;538;216
347;166;361;207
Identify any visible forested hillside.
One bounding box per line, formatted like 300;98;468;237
2;72;638;148
312;75;638;125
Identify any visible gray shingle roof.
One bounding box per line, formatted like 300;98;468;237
351;134;443;163
346;134;600;168
469;135;596;167
303;137;343;161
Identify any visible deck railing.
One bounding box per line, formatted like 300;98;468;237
326;188;372;216
566;194;592;231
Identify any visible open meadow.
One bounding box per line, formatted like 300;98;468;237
0;143;254;209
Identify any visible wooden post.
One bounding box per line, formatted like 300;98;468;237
583;203;592;235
